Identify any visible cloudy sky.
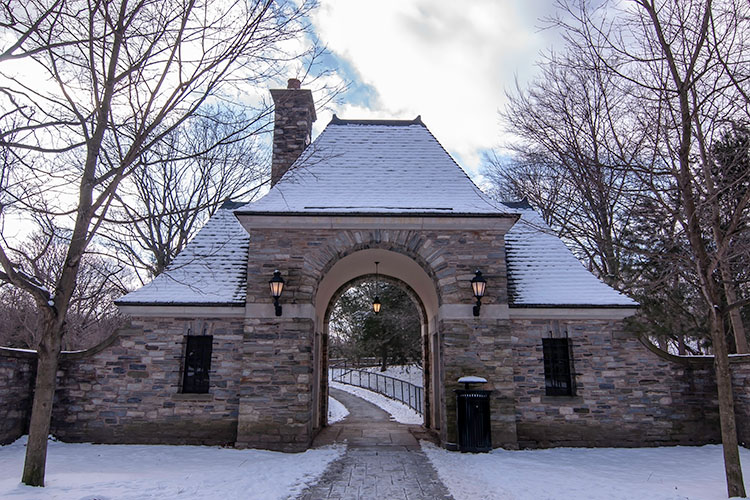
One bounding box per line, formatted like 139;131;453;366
1;1;562;242
307;0;561;177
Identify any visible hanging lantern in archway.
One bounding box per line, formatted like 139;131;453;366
373;261;381;314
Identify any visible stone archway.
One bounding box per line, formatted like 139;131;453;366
234;216;518;451
311;248;442;436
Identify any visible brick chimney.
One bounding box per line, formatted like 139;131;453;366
270;78;317;187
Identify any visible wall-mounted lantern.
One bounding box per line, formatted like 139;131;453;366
269;270;285;317
471;270;487;317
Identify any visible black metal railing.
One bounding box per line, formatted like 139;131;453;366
329;363;423;415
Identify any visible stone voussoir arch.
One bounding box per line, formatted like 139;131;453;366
309;230;449;308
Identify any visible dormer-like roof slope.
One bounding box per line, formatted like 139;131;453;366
236;116;513;215
505;206;638;307
116;204;249;305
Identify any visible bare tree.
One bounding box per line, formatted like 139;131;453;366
0;229;129;350
548;0;750;495
487;47;645;288
105;109;269;282
711;123;750;353
329;281;421;371
0;0;319;486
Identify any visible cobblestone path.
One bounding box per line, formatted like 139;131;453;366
296;388;453;500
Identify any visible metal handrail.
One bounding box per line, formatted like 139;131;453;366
330;364;423;415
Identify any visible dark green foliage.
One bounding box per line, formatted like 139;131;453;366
329;281;421;370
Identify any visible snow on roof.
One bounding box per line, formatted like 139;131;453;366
116;205;249;305
236;116;512;215
116;118;636;309
504;207;638;307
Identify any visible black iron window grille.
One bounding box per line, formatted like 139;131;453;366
182;335;213;394
542;337;574;396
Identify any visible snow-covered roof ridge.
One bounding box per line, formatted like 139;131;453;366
116;206;249;305
236;118;513;216
504;206;638;307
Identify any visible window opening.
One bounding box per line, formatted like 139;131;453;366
542;337;574;396
182;335;213;393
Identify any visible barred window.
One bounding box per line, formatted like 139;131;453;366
182;335;213;394
542;338;574;396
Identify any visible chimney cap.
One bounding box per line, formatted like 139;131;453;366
287;78;301;89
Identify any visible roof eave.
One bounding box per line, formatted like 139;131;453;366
509;303;639;309
233;210;518;217
115;300;245;307
234;211;520;232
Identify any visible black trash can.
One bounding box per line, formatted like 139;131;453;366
455;389;492;452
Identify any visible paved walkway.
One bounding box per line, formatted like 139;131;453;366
297;388;453;500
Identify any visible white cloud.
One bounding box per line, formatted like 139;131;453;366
311;0;558;174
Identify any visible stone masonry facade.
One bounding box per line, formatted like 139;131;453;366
0;225;749;450
0;349;36;444
0;317;246;446
511;318;732;448
1;317;749;449
236;226;515;450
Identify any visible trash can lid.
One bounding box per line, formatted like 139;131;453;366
457;376;487;384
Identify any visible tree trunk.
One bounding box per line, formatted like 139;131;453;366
709;302;746;498
22;318;62;487
721;262;749;354
677;335;686;356
658;337;668;351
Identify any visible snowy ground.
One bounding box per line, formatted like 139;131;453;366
0;437;343;500
328;396;349;424
331;381;422;425
330;364;424;410
422;441;750;500
362;364;423;387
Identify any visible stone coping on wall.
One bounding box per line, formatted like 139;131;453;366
117;304;245;318
507;306;638;320
637;336;750;367
0;327;139;361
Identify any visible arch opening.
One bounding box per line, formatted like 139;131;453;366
312;248;443;438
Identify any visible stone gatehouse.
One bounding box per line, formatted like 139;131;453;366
1;80;749;451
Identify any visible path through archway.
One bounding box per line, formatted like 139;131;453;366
312;248;443;441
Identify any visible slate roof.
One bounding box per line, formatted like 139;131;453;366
505;208;638;307
116;205;249;305
235;116;511;215
117;116;637;308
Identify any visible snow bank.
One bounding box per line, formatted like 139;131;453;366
0;437;343;500
328;396;349;424
331;381;422;425
362;364;424;387
422;441;750;500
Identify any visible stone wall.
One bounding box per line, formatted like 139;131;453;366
49;316;245;445
439;318;518;449
237;315;315;451
0;348;36;444
244;227;511;308
238;226;512;450
732;356;750;447
509;317;750;448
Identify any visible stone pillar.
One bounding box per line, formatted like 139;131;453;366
438;311;518;450
270;78;317;187
236;310;315;452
